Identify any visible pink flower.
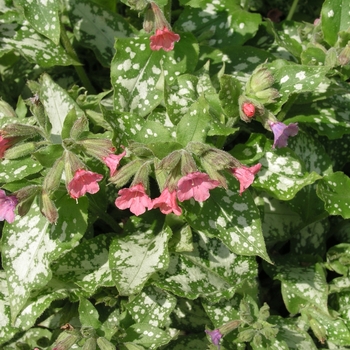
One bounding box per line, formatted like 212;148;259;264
177;172;220;202
205;329;223;349
242;102;255;118
67;169;103;199
103;149;126;177
231;163;262;195
115;183;152;216
0;135;12;158
150;188;182;216
0;189;18;223
269;121;299;148
150;26;180;52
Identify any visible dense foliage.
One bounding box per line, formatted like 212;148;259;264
1;0;350;349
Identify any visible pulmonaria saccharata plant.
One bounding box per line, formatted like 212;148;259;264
1;0;350;349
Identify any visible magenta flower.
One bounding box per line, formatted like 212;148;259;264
150;188;182;216
67;169;103;199
150;26;180;52
103;149;126;177
231;163;262;195
115;183;152;216
242;102;255;118
205;329;223;349
269;121;299;148
0;189;18;223
177;172;220;202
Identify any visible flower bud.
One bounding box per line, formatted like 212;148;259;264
64;150;86;185
238;95;265;122
255;88;280;104
78;138;114;160
70;114;89;140
14;185;41;216
325;47;338;67
157;150;182;171
128;142;154;158
43;156;65;193
151;2;171;31
31;101;51;134
4;142;36;159
246;65;275;94
82;337;97;350
143;4;154;33
52;330;81;350
309;318;326;344
109;158;145;187
242;102;255;117
181;150;197;175
131;161;152;190
237;328;255;342
96;337;115;350
338;45;350;66
41;191;59;224
0;99;16;118
1;123;42;138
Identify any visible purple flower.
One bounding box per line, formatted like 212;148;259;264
205;329;223;349
0;189;18;223
269;121;298;148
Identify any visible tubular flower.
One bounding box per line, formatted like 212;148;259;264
150;27;180;52
269;121;299;148
205;329;223;349
0;189;18;223
150;187;182;215
68;169;103;200
115;183;152;216
231;163;262;195
177;172;220;202
103;149;126;177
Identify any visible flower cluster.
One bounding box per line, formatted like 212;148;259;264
238;63;299;148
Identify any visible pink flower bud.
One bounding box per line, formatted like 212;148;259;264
242;102;256;118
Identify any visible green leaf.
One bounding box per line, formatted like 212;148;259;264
109;216;171;296
16;0;60;44
271;257;329;315
175;1;261;48
79;297;101;329
125;285;176;328
321;0;350;46
304;307;350;346
52;234;114;294
122;324;172;349
0;21;78;67
153;231;258;301
267;61;330;114
267;316;318;350
40;73;84;144
182;176;271;262
253;147;321;201
1;196;88;322
0;157;43;183
67;0;136;66
317;172;350;219
327;243;350;276
111;33;198;117
176;95;211;146
256;193;302;247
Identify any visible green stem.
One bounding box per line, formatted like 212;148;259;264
286;0;299;21
277;93;298;121
88;197;123;234
60;22;96;94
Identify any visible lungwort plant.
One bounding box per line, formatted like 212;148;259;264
1;0;350;349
